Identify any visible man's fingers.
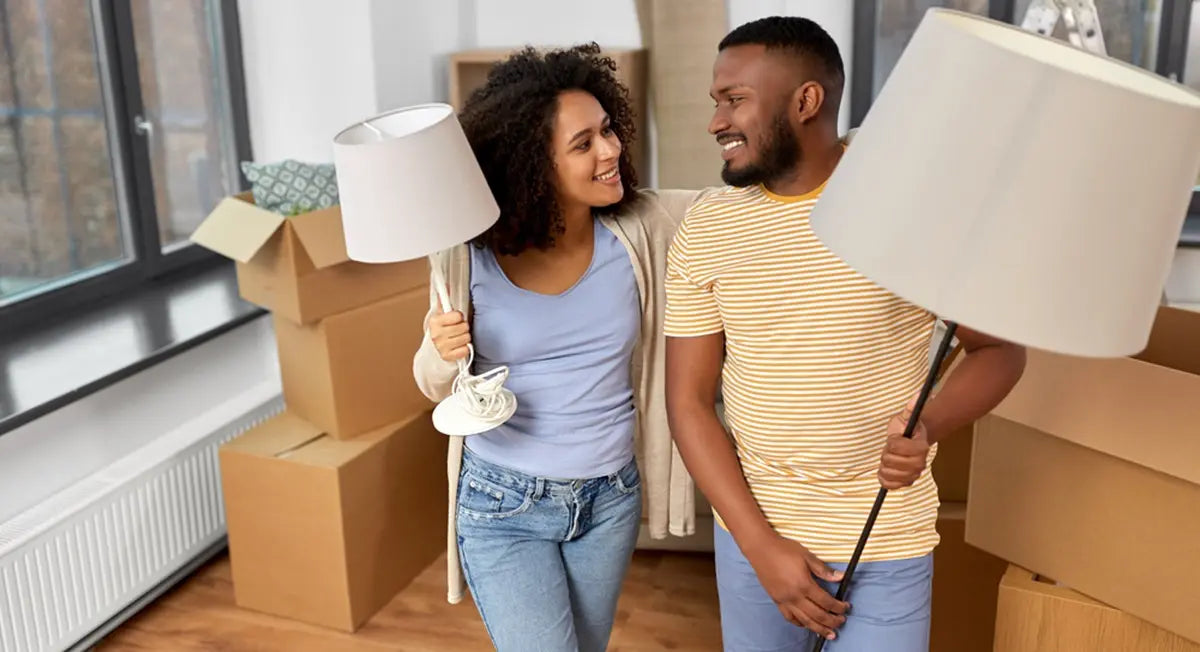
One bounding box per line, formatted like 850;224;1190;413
796;599;842;639
805;556;844;583
805;583;849;616
881;452;925;471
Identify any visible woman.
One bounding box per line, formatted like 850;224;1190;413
412;43;706;651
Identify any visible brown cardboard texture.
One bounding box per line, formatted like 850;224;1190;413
930;503;1007;652
190;192;426;324
966;306;1200;644
275;286;433;440
931;424;972;502
994;566;1200;652
219;410;448;632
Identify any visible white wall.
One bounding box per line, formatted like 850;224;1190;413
727;0;855;134
474;0;644;48
237;0;378;163
236;0;855;160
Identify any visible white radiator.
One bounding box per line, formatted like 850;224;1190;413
0;388;283;652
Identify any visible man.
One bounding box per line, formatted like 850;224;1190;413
664;16;1027;652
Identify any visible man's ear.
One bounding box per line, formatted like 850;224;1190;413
794;81;825;124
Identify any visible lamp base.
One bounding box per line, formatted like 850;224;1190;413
432;386;518;436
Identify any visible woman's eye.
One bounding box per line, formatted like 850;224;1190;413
601;126;613;136
575;140;590;151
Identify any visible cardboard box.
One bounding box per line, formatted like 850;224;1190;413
275;286;434;440
931;503;1008;652
995;566;1200;651
190;193;426;324
448;48;650;181
966;306;1200;644
219;410;448;632
931;424;973;502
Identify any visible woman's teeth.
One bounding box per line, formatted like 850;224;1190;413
595;169;618;181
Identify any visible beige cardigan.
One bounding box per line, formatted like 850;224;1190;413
412;188;711;604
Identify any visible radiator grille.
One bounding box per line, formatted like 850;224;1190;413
0;396;282;652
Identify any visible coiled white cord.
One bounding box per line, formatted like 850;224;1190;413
452;345;517;421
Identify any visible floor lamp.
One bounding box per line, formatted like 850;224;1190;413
807;10;1200;651
331;103;517;437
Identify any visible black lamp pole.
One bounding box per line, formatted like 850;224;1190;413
810;321;959;652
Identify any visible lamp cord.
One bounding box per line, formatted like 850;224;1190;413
451;345;516;420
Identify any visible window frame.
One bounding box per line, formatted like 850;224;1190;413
850;0;1198;231
0;0;252;338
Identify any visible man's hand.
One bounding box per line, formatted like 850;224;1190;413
878;399;931;490
744;532;850;641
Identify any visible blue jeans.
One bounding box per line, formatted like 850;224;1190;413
715;523;934;652
456;448;643;652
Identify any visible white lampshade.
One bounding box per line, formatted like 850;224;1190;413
810;9;1200;358
332;103;499;263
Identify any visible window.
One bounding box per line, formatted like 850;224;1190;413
852;0;1199;228
1187;0;1199;195
0;0;249;334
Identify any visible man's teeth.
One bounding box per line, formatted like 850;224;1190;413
723;140;745;151
595;169;618;181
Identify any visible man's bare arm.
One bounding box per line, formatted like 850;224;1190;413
665;333;773;548
666;333;848;639
923;325;1026;443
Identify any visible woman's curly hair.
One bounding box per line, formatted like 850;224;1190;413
459;43;639;256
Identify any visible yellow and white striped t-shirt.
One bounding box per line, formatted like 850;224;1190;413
665;181;940;563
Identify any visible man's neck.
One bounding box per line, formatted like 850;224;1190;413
763;133;844;198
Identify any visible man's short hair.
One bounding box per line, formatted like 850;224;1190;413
719;16;845;91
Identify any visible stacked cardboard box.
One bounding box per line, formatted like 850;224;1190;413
966;306;1200;649
994;566;1200;652
192;194;447;632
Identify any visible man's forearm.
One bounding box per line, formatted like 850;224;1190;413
923;341;1026;443
670;404;776;550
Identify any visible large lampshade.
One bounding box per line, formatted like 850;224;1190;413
332;103;499;263
810;9;1200;358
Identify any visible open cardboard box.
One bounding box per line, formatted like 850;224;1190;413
219;409;448;632
966;306;1200;644
190;192;426;324
994;566;1200;651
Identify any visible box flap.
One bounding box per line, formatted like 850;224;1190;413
1134;306;1200;376
190;195;286;262
221;412;324;458
992;349;1200;485
283;415;412;467
287;206;350;270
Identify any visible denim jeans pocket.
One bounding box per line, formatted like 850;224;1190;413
457;472;534;520
611;461;641;496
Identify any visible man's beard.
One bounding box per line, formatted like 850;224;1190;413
720;110;801;188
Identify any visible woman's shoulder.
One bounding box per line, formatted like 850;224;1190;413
617;187;721;228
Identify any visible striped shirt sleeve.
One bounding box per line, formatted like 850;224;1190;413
664;218;723;337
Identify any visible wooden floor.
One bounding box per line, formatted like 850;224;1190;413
95;550;723;651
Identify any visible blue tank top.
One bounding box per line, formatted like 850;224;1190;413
466;220;639;479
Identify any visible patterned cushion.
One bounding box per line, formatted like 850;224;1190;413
240;159;339;216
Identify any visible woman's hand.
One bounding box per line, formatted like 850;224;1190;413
429;310;470;363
